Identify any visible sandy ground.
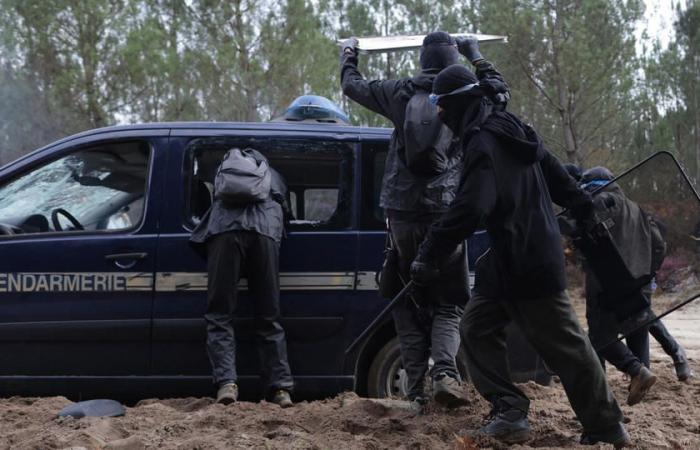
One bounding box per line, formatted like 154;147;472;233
1;294;698;450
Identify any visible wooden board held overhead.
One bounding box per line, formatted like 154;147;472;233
338;33;508;54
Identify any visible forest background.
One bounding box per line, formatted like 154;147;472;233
0;0;698;182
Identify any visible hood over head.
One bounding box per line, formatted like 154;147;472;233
420;31;459;70
432;63;478;94
432;64;485;135
581;166;615;192
482;111;547;164
432;65;532;152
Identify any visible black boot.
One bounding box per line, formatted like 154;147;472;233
580;422;631;448
627;366;657;406
474;400;531;444
672;347;693;381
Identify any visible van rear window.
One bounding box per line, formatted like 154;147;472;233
183;137;354;231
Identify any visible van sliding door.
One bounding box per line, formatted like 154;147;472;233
152;132;359;398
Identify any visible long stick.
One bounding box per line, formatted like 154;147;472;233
596;293;700;351
345;280;415;355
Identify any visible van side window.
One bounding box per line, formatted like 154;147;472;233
184;137;354;231
361;142;388;230
0;141;150;236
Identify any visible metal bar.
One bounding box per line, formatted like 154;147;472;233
596;293;700;351
338;33;508;54
344;280;415;355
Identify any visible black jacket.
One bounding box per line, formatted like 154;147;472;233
340;54;506;214
419;111;593;300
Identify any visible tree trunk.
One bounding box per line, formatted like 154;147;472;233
80;8;106;128
551;0;580;164
693;55;700;185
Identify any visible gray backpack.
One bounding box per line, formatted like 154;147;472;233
214;148;271;204
403;90;453;177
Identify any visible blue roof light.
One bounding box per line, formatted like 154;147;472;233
279;95;350;124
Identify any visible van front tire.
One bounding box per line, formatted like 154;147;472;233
367;337;406;398
366;336;470;399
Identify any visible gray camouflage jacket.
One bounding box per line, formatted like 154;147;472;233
190;150;289;245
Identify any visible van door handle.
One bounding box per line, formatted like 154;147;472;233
105;252;148;269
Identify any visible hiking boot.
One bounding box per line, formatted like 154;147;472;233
216;382;239;405
627;366;657;406
475;404;532;444
432;373;469;408
580;422;631;448
271;390;293;408
672;347;693;381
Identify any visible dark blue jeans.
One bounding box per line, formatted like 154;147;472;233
389;218;469;400
392;300;464;400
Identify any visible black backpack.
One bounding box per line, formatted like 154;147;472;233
403;91;453;177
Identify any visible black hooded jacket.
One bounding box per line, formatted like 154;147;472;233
418;111;593;300
340;52;506;214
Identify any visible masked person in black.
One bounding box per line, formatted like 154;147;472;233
576;167;658;406
410;64;629;447
578;167;692;388
340;32;507;407
190;148;294;408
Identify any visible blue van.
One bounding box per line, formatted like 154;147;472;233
0;121;547;400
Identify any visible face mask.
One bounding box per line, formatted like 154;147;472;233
437;105;462;134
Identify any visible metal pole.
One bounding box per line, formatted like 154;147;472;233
344;280;415;355
596;293;700;351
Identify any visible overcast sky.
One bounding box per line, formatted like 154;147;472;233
640;0;685;51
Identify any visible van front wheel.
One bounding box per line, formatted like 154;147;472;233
367;337;406;398
366;336;470;399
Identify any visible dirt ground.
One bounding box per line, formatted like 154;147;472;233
1;294;699;450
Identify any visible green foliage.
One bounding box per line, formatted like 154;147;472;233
643;0;700;182
465;0;644;168
0;0;696;181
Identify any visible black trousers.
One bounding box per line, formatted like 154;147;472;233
645;284;681;357
205;231;293;394
389;219;469;400
461;291;623;435
586;297;649;376
649;315;680;356
585;280;659;375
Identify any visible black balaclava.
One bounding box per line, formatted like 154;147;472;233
433;64;491;136
419;31;459;70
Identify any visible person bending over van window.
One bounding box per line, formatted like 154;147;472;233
411;64;629;447
190;147;294;407
339;32;508;409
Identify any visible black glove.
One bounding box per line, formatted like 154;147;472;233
340;37;359;57
456;36;483;63
410;259;440;286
